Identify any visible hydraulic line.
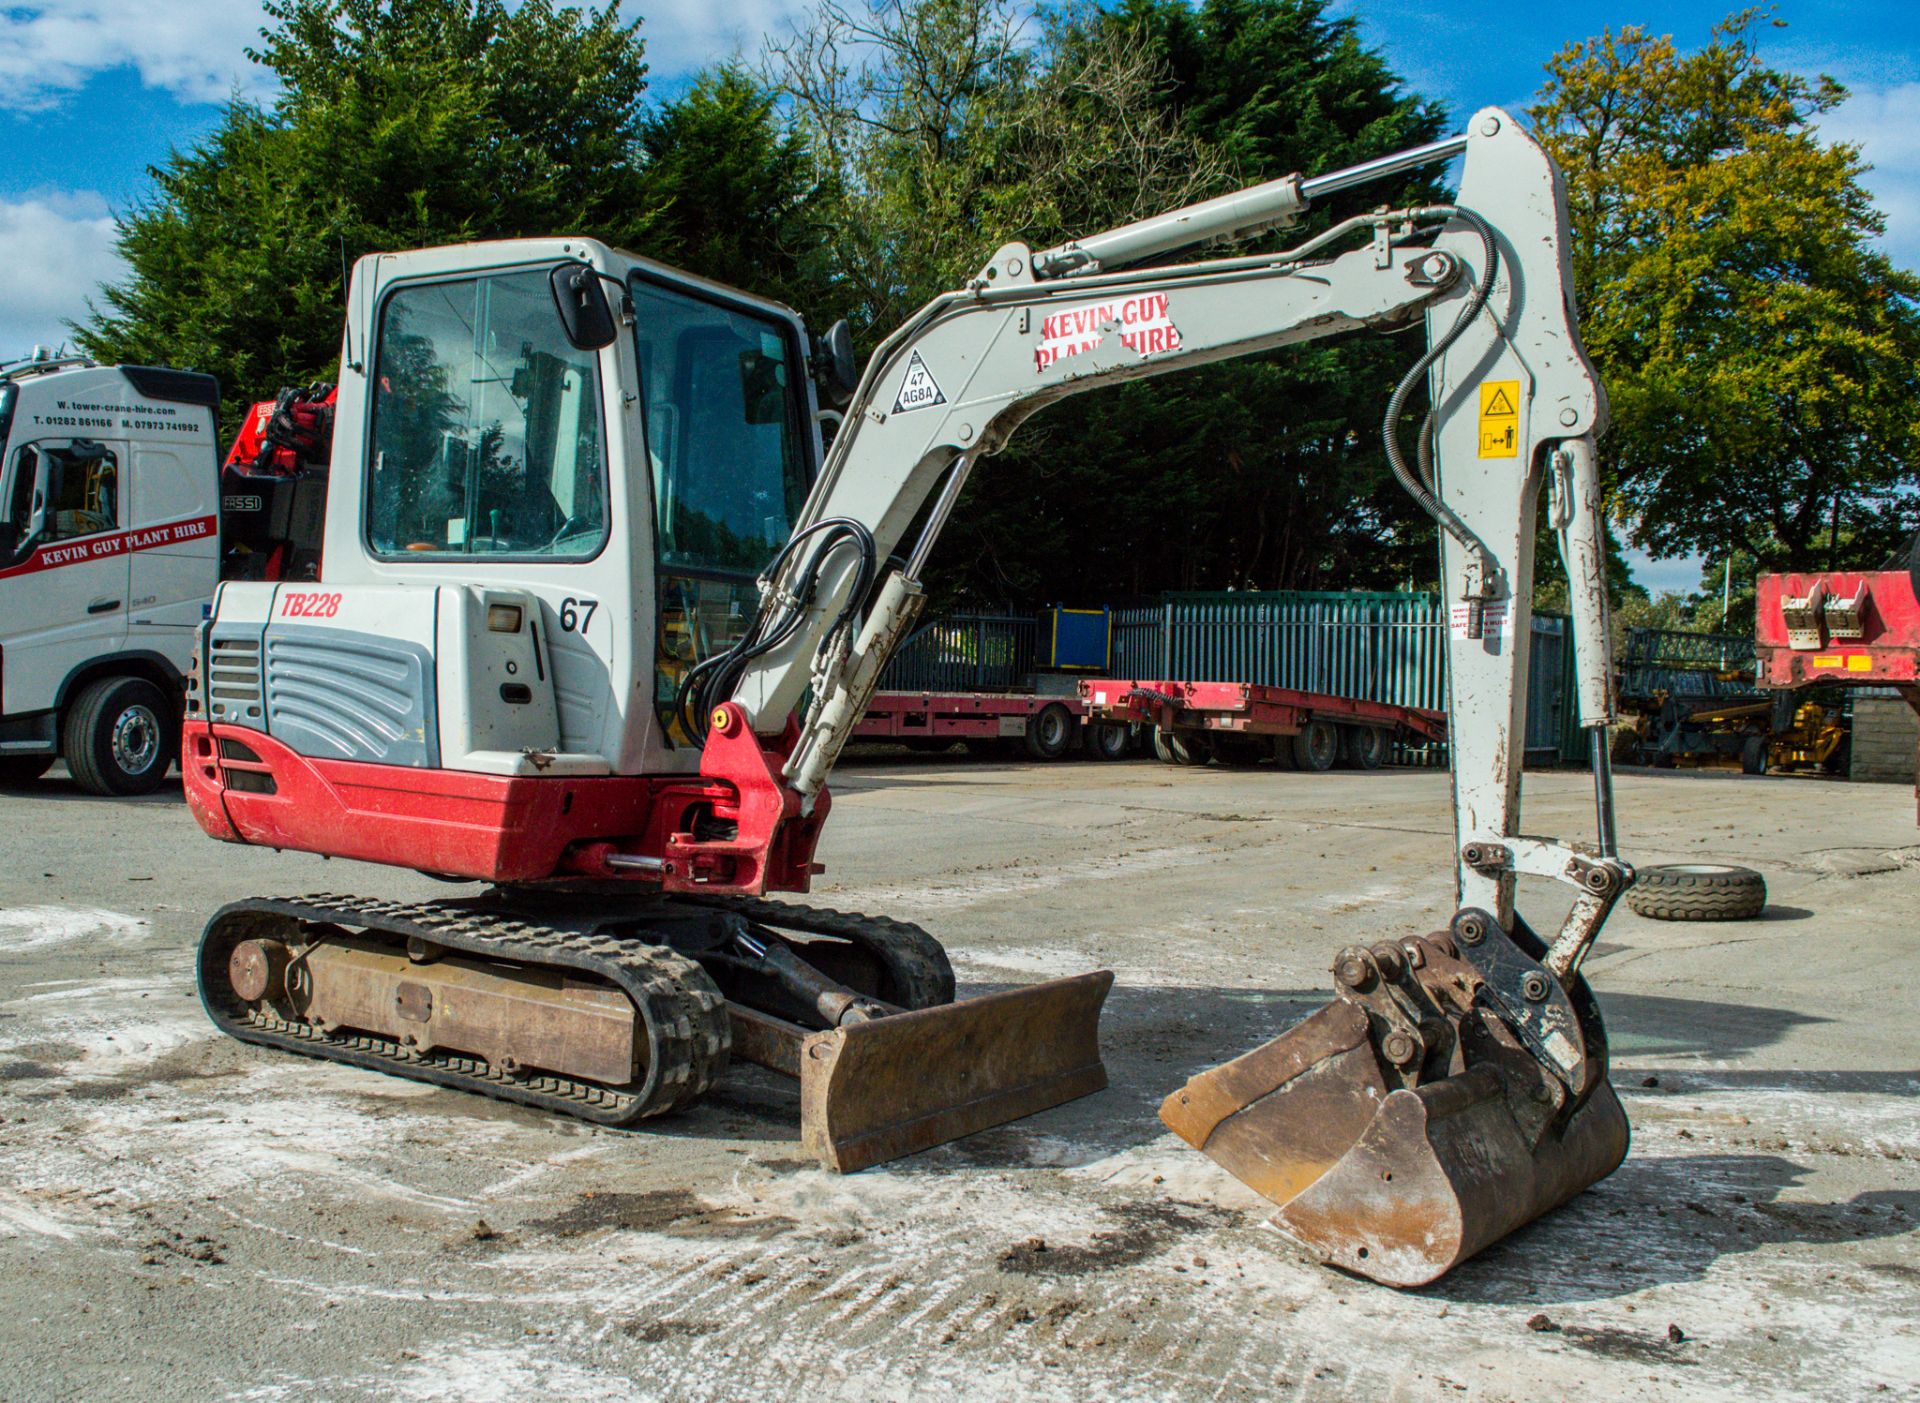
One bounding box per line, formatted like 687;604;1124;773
1382;206;1501;618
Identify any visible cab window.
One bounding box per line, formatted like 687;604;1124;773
631;277;812;739
0;440;118;565
367;267;608;559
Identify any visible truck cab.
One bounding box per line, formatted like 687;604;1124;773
0;351;221;793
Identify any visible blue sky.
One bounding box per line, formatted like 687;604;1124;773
3;1;1916;594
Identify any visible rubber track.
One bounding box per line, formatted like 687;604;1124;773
197;893;730;1125
683;895;957;1009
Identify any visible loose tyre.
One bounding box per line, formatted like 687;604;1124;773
61;676;176;796
1740;734;1767;775
1289;719;1340;773
1342;725;1387;771
1152;728;1211;766
1022;703;1074;761
1087;722;1132;761
0;756;53;787
1626;864;1767;921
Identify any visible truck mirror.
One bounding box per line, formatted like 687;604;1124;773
816;320;859;407
549;263;618;352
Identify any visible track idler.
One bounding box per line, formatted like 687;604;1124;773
1161;921;1627;1287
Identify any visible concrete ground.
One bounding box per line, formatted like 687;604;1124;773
0;753;1915;1402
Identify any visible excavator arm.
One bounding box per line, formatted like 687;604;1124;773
673;108;1634;1285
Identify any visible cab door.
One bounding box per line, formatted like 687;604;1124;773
0;438;132;717
125;430;219;663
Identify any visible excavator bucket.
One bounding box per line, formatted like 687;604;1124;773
1162;932;1628;1288
731;971;1114;1171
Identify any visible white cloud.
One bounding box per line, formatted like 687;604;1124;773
0;0;812;112
0;0;274;112
640;0;809;84
0;192;124;359
1819;80;1920;272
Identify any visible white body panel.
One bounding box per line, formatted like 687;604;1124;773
0;363;219;735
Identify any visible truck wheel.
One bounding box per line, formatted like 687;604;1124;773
0;756;54;787
1342;726;1387;771
1152;728;1210;766
1626;864;1767;921
62;676;176;796
1022;703;1074;761
1740;734;1768;775
1289;719;1340;773
1087;722;1132;760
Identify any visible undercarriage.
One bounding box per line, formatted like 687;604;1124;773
197;892;1110;1171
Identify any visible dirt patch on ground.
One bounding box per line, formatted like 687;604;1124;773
996;1202;1242;1278
529;1190;794;1240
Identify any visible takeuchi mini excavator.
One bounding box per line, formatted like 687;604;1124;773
183;109;1634;1287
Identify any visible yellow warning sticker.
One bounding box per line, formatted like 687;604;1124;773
1478;380;1521;459
1811;655;1842;668
1848;655;1873;672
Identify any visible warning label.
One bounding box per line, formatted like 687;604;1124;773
1035;292;1182;372
1478;380;1520;459
892;352;947;414
1449;600;1514;639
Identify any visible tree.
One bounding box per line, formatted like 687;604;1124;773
634;65;827;311
1532;9;1920;577
79;0;660;429
773;0;1451;603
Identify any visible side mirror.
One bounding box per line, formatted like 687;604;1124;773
549;263;618;352
815;320;860;407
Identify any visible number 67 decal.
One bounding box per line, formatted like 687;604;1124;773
559;597;598;633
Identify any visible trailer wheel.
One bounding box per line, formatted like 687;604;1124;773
1626;864;1767;922
1342;725;1387;771
1023;703;1074;761
1087;722;1133;761
0;756;53;787
1152;728;1210;766
1740;734;1768;775
1289;719;1340;773
62;676;176;796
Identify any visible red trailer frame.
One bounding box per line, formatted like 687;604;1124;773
1080;678;1446;769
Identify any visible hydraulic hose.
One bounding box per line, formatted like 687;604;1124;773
1382;206;1501;594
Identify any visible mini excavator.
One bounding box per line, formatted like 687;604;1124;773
184;109;1633;1286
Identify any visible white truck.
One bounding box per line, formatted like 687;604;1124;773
0;349;222;793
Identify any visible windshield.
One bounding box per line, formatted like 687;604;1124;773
367;267;608;559
0;384;15;461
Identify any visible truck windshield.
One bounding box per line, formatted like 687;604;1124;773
632;276;812;741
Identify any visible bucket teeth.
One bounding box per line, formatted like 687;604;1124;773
1161;932;1628;1287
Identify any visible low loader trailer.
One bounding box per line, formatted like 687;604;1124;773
1083;678;1446;769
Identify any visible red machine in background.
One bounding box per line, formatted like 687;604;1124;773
218;384;334;582
1756;533;1920;818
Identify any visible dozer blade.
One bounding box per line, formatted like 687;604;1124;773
1162;934;1628;1288
736;971;1113;1172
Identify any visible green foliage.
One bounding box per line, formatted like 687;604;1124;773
635;65;826;309
775;0;1451;603
77;1;814;439
1532;9;1920;576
